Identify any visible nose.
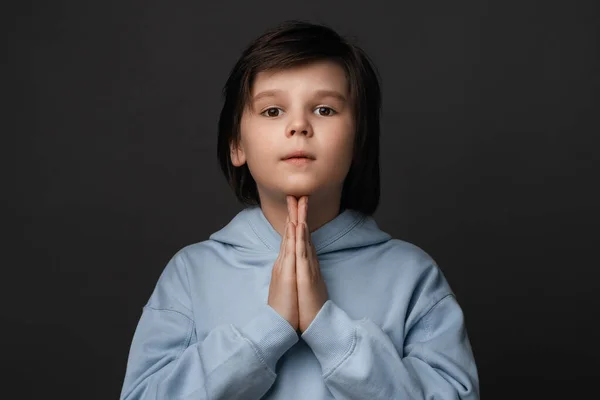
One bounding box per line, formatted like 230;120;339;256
287;112;313;137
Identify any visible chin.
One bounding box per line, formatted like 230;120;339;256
280;179;318;198
284;186;316;198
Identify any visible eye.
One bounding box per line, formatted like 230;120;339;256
314;106;336;116
261;107;283;117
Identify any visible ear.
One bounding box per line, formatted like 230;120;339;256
230;140;246;167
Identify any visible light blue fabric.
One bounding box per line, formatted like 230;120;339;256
120;206;479;399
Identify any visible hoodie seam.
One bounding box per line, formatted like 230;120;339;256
231;325;278;379
247;214;274;251
144;306;194;323
322;326;358;379
179;251;194;315
317;214;366;252
409;293;454;342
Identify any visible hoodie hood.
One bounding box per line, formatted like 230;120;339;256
209;206;391;256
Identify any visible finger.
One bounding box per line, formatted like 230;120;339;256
280;217;289;251
274;220;288;273
305;220;311;246
284;218;292;254
287;195;298;225
296;222;307;259
280;217;290;249
284;219;296;273
298;196;307;227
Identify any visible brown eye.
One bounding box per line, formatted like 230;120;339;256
262;107;282;117
315;107;335;116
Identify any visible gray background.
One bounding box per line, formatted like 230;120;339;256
6;0;599;398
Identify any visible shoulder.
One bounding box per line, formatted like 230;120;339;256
377;238;441;279
154;240;220;290
147;240;223;309
175;240;221;263
376;238;454;319
382;238;435;265
165;236;238;271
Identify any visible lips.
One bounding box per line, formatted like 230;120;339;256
284;157;313;166
282;150;315;160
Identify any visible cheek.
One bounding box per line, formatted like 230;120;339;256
314;132;354;187
328;123;355;166
240;120;278;166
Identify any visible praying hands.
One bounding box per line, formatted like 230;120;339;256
267;196;329;333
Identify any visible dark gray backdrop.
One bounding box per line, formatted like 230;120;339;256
6;0;599;399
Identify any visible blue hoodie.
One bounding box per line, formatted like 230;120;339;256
120;206;479;399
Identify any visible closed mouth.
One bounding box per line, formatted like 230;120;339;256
282;151;315;160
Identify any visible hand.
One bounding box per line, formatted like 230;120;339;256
267;212;299;331
287;196;329;334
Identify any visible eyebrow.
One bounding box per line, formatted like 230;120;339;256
252;89;347;103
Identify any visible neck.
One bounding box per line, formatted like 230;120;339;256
258;188;342;237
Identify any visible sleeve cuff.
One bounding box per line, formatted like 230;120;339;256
301;300;357;375
236;304;299;372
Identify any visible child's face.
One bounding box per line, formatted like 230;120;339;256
232;60;355;203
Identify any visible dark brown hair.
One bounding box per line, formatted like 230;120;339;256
217;20;381;215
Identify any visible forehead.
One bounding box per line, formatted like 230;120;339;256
251;60;349;95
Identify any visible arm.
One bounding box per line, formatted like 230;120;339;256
120;252;299;400
301;269;479;399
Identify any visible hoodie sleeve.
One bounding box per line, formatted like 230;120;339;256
120;251;299;400
300;267;479;399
